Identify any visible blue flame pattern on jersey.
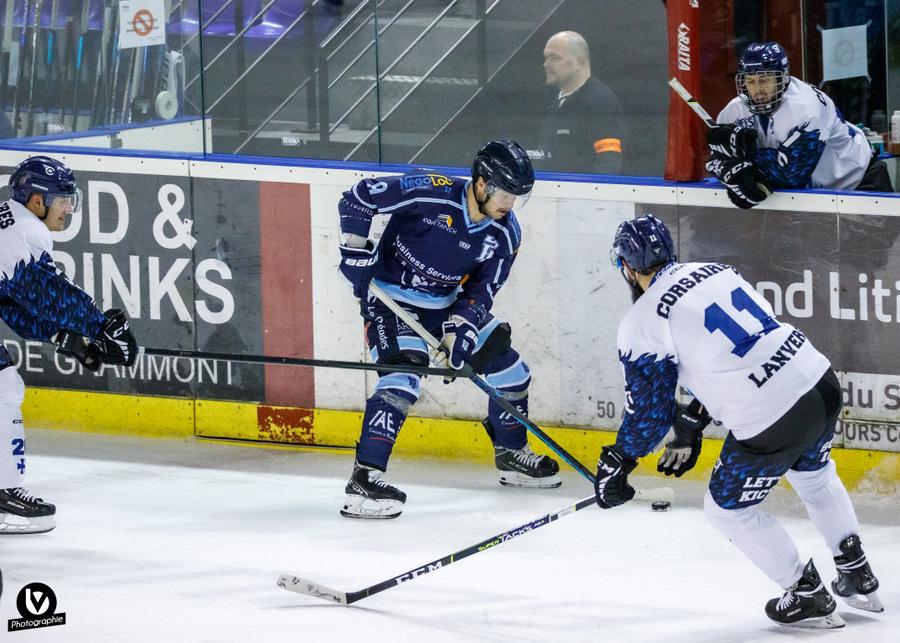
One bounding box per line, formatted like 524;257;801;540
614;351;678;459
0;252;105;340
755;125;825;188
0;344;11;369
0;304;59;341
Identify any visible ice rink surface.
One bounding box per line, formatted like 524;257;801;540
1;430;898;642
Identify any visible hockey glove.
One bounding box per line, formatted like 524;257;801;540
657;399;711;477
595;445;638;509
54;330;102;372
706;124;757;159
92;308;138;367
705;155;770;209
437;315;479;371
339;236;377;300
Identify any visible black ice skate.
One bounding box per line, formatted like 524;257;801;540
494;444;561;488
765;559;844;629
340;463;406;520
0;488;56;535
832;534;883;613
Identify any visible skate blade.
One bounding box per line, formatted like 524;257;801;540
839;591;884;613
498;471;562;488
0;513;56;535
777;613;846;630
340;495;403;520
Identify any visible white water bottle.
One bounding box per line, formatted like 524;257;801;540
891;110;900;144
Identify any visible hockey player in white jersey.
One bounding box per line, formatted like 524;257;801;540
594;214;882;628
705;41;893;209
0;156;138;533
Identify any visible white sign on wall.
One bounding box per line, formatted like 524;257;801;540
119;0;167;49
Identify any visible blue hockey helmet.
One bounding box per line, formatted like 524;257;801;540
736;42;790;115
610;214;676;274
472;139;535;211
8;155;81;211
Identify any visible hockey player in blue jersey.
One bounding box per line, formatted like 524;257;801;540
595;214;882;628
0;156;138;533
705;42;893;209
337;139;560;519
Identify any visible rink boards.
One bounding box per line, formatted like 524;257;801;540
1;148;900;489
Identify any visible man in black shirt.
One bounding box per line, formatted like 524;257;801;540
531;31;626;175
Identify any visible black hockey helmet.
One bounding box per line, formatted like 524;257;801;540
472;139;534;211
9;155;81;211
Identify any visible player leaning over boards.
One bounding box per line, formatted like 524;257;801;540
337;139;560;520
705;41;893;209
0;156;137;534
594;214;882;628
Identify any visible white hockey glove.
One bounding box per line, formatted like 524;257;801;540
435;315;478;373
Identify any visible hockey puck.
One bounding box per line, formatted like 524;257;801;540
651;500;671;512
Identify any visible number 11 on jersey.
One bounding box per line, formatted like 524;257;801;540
704;287;779;358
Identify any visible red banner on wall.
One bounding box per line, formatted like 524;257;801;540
664;0;704;181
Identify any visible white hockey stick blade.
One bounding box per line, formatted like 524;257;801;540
277;574;348;605
668;77;716;126
635;486;675;506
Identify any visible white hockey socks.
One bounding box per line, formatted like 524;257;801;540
704;491;805;589
786;461;861;556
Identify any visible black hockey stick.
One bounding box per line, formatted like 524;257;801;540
369;283;598;483
140;346;470;380
277;487;673;605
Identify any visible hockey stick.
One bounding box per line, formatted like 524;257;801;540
668;77;772;196
277;487;674;605
140;346;470;380
368;283;596;484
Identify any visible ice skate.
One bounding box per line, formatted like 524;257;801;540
494;444;561;488
832;534;883;613
765;559;844;629
0;488;56;535
340;463;406;519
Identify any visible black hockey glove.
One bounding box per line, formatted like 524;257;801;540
92;308;138;367
54;330;102;372
657;399;711;477
595;445;638;509
705;155;770;209
706;124;757;159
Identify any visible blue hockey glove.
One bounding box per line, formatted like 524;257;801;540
92;309;138;367
595;445;638;509
437;315;479;371
657;399;710;477
706;124;757;159
338;246;377;299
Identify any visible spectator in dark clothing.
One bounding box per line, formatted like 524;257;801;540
530;31;626;175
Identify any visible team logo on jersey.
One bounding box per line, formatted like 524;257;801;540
423;213;456;234
476;236;499;262
399;174;453;192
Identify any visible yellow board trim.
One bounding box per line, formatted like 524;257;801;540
23;388;900;493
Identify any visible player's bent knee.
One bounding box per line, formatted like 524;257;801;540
484;357;531;392
373;374;421;408
0;367;25;405
785;460;836;495
704;490;759;530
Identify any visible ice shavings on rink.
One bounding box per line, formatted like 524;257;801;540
0;429;898;642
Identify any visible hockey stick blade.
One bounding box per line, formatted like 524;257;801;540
277;487;674;606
